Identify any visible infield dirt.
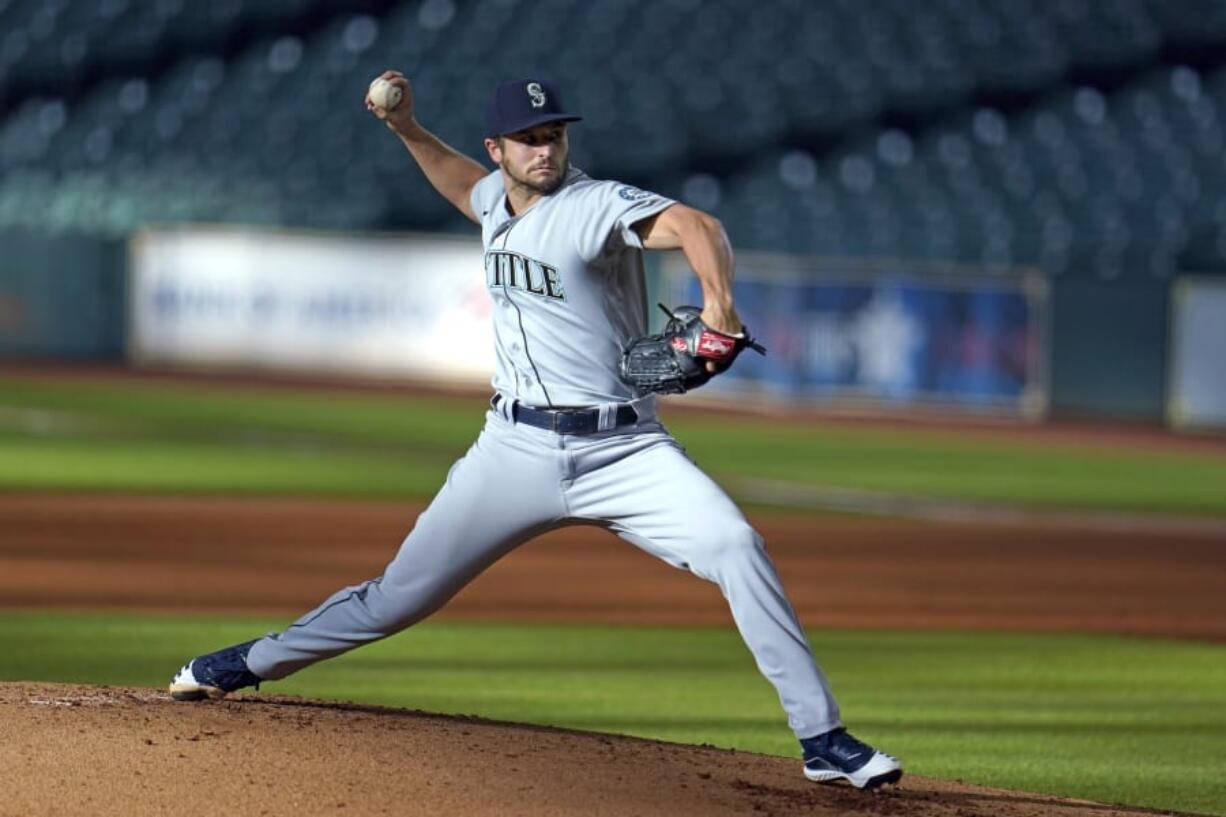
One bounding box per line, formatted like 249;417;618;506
2;493;1223;639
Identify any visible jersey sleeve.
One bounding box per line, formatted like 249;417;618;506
469;169;504;218
574;182;676;260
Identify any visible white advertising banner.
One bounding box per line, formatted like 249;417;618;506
1169;277;1226;429
129;227;493;382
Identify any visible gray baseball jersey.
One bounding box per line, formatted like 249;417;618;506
471;166;671;408
243;164;844;741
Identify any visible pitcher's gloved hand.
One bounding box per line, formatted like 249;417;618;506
619;304;767;395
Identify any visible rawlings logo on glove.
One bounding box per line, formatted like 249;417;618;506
619;304;767;395
697;331;737;359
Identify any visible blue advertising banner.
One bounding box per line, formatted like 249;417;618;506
665;258;1046;414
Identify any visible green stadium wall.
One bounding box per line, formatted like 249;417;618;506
0;230;127;359
1048;278;1168;421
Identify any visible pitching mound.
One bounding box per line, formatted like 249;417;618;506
0;682;1186;817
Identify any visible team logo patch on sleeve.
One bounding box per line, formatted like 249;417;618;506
617;186;652;201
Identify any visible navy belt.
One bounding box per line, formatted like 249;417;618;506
494;395;639;435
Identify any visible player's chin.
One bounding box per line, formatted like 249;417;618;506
531;170;564;194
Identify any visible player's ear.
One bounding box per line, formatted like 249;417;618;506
484;137;503;164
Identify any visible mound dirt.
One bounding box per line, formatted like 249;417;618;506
0;682;1191;817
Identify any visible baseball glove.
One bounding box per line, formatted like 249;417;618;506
620;304;767;395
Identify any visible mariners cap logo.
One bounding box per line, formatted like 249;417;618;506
526;81;546;109
486;79;581;137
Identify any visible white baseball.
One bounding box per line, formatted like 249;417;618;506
368;77;403;111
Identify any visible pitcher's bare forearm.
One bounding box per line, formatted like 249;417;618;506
392;122;488;223
635;204;741;334
365;70;488;223
680;213;737;332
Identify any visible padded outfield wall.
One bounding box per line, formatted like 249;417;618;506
1;225;1221;427
0;230;126;359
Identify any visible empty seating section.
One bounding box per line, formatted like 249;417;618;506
2;0;1226;279
694;64;1226;279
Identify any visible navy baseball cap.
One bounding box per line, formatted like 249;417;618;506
485;79;582;138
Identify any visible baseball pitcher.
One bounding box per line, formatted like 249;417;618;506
169;74;902;790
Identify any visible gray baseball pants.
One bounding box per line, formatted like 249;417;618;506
246;402;842;739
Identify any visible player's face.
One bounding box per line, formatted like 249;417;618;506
491;122;569;195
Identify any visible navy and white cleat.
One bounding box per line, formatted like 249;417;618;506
800;728;903;790
169;639;263;701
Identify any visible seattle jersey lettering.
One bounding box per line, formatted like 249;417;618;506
484;250;566;300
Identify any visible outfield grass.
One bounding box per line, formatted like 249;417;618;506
1;611;1223;816
2;374;1225;514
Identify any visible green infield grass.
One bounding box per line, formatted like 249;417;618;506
1;611;1223;816
2;373;1225;514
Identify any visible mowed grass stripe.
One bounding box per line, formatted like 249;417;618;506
1;612;1223;816
0;435;452;496
2;373;1225;514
